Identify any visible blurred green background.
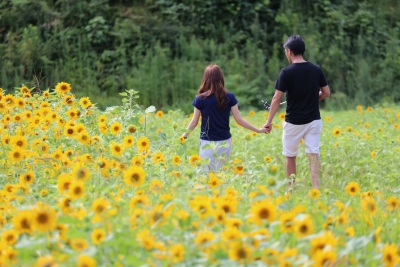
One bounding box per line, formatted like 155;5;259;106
0;0;399;111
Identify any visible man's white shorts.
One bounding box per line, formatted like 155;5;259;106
282;119;322;157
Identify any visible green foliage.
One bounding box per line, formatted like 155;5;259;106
0;0;399;111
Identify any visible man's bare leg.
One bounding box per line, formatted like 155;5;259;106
286;156;296;190
307;153;321;189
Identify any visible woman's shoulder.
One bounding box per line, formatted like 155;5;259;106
226;91;235;97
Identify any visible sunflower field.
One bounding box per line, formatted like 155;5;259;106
0;83;399;267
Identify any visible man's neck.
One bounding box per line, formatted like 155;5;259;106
291;56;306;64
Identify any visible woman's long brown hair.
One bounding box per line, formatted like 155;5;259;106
196;64;227;110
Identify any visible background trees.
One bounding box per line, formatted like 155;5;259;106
1;0;399;110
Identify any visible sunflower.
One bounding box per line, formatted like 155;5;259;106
55;82;71;93
233;164;245;175
249;228;269;248
386;196;399;211
76;132;91;145
228;242;253;263
179;136;185;144
208;173;222;189
148;204;170;226
362;198;378;216
72;164;91;182
382;243;399;267
137;136;150;152
9;135;27;149
79;97;92;109
279;211;295;233
264;156;272;163
39;142;49;154
213;209;226;224
129;195;150;210
250;199;277;225
97;115;107;124
170;244;185;263
155;110;164;118
19;171;35;185
150;179;163;193
333;128;341;137
59;198;72;214
127;125;136;133
15;97;25;108
308;188;321;199
11;210;33;235
136;229;155;250
312;250;337;267
190;196;212;219
194;230;215;245
344;126;353;132
66;109;78;120
152;151;165;164
110;121;122;135
172;155;181;165
294;216;314;237
92;199;109;215
91;228;106;245
97;157;110;171
123;135;134;148
98;122;108;134
42;90;50;98
13;114;23;122
1;229;19;245
32;202;57;232
110;142;124;157
345;181;360;196
124;166;146;187
309;231;338;255
0;101;6;112
64;125;76;138
20;86;30;94
75;123;86;133
3;94;15;106
57;173;73;194
63;95;74;105
345;226;355;237
278;112;286;120
189;154;201;167
2;114;11;123
8;147;25;163
36;255;58;267
68;181;85;200
70;238;89;251
1;135;10;145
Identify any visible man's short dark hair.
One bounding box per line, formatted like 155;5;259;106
283;35;305;56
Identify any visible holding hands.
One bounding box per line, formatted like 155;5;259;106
261;122;273;134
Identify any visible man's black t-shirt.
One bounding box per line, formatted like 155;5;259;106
275;62;328;125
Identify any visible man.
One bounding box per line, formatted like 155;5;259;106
263;35;330;189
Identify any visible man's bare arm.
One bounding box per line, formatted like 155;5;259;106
319;85;330;100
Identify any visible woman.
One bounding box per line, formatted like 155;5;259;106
182;64;267;170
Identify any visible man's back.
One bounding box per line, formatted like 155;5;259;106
276;62;328;125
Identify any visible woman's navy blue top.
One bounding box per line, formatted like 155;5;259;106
192;92;238;141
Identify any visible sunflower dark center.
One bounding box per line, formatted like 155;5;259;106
74;187;81;194
300;224;308;233
77;169;86;179
38;213;48;223
21;218;29;228
131;174;140;182
259;208;269;219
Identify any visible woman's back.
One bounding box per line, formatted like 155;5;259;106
193;92;238;141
